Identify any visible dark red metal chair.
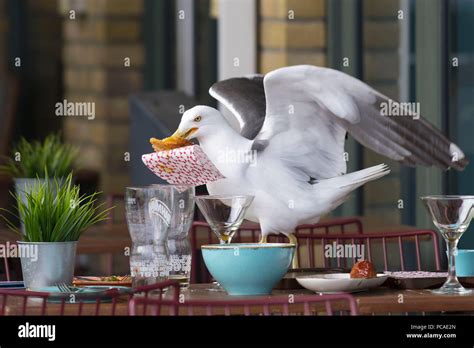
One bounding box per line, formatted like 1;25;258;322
129;283;358;316
132;279;180;298
0;290;49;315
190;218;364;283
0;288;124;316
191;217;363;246
0;279;180;316
1;255;10;281
130;279;180;315
92;193;127;274
294;229;442;271
106;193;126;225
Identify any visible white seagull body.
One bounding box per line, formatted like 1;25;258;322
170;65;467;239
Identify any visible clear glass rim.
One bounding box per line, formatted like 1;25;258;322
195;194;254;201
125;185;150;190
420;195;474;200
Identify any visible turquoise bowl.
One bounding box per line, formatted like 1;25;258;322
201;243;295;296
455;250;474;276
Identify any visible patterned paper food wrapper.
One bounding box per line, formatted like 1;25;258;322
142;145;225;187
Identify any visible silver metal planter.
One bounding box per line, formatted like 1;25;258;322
18;241;77;290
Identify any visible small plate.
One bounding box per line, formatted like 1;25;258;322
384;271;474;290
30;286;131;303
275;268;350;290
0;281;25;289
296;273;388;293
73;276;132;287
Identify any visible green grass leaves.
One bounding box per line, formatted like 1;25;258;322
0;133;78;178
2;174;112;242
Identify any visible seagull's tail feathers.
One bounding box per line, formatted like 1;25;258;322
314;164;390;212
335;163;391;190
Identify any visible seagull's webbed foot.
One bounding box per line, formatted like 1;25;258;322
287;233;299;269
259;234;268;243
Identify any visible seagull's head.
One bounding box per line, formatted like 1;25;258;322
170;105;225;142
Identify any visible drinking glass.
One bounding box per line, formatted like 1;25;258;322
421;195;474;295
125;185;194;289
125;187;156;289
195;195;254;291
195;195;254;244
160;185;195;287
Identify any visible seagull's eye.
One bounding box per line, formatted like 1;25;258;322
194;116;202;122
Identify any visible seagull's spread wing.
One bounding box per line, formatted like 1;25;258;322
253;65;467;182
209;75;266;140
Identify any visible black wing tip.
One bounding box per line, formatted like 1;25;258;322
210;75;265;98
211;74;264;87
449;156;469;171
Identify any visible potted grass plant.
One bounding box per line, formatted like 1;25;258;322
0;133;78;233
1;174;111;289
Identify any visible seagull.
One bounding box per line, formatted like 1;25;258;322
164;65;468;253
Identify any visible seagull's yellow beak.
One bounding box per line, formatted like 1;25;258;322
170;127;198;140
150;127;198;152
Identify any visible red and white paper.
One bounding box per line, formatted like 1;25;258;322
142;145;225;186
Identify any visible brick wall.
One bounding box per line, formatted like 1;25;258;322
258;0;327;73
0;0;63;139
26;0;63;138
362;0;402;225
60;0;145;193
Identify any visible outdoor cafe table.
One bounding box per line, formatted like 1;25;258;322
1;216;448;315
4;284;474;315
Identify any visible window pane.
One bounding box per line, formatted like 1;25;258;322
449;0;474;247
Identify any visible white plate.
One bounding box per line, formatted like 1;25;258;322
296;273;388;294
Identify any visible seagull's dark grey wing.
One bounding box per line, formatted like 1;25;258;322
209;75;266;140
254;65;467;181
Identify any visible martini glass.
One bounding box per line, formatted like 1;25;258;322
195;195;254;244
421;195;474;295
195;195;254;291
